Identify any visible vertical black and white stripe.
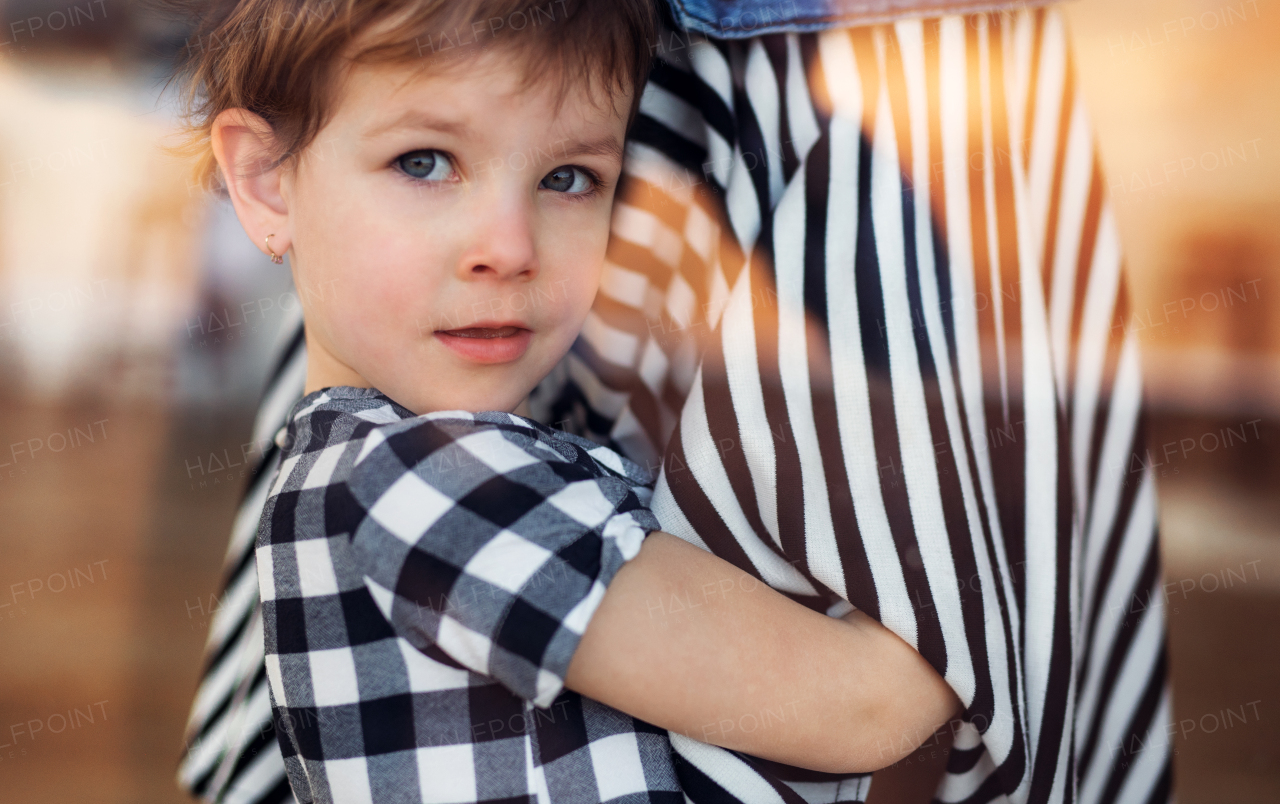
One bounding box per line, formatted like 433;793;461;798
178;7;1172;804
566;7;1172;803
179;302;306;804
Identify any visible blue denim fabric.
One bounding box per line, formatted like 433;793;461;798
664;0;1051;37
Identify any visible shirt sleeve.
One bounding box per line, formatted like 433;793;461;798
344;412;659;708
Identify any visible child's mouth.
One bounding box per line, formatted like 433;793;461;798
435;323;532;364
441;326;523;339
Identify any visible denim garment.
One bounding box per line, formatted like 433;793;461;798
664;0;1059;37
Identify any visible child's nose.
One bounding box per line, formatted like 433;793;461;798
456;196;538;282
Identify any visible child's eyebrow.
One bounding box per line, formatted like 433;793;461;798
361;109;622;164
361;110;475;141
560;136;623;163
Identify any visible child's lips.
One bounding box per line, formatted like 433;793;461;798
441;325;523;339
434;324;532;364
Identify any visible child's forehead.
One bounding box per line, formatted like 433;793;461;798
333;48;629;137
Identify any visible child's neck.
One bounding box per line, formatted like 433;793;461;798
302;352;532;418
302;333;371;396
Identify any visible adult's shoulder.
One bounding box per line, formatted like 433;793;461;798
664;0;1057;38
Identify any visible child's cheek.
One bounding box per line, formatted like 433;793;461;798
363;271;425;341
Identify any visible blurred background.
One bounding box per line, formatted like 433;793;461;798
0;0;1275;801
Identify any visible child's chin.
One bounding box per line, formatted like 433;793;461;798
396;381;534;417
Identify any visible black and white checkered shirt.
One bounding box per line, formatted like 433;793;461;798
256;386;687;804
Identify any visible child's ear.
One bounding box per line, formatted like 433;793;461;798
210;108;292;260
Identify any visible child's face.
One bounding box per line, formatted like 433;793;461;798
279;51;629;414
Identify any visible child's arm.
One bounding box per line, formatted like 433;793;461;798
565;531;961;775
345;414;957;775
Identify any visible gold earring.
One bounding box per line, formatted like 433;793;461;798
265;234;284;264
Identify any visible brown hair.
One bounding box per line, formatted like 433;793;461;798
170;0;658;188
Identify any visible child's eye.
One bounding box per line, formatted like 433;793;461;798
395;149;453;181
540;166;596;194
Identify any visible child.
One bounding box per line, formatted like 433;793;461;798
187;0;959;800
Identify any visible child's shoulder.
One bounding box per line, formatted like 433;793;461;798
279;386;654;489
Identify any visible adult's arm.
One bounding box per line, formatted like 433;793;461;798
565;530;962;774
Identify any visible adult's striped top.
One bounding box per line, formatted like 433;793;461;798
553;7;1173;803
